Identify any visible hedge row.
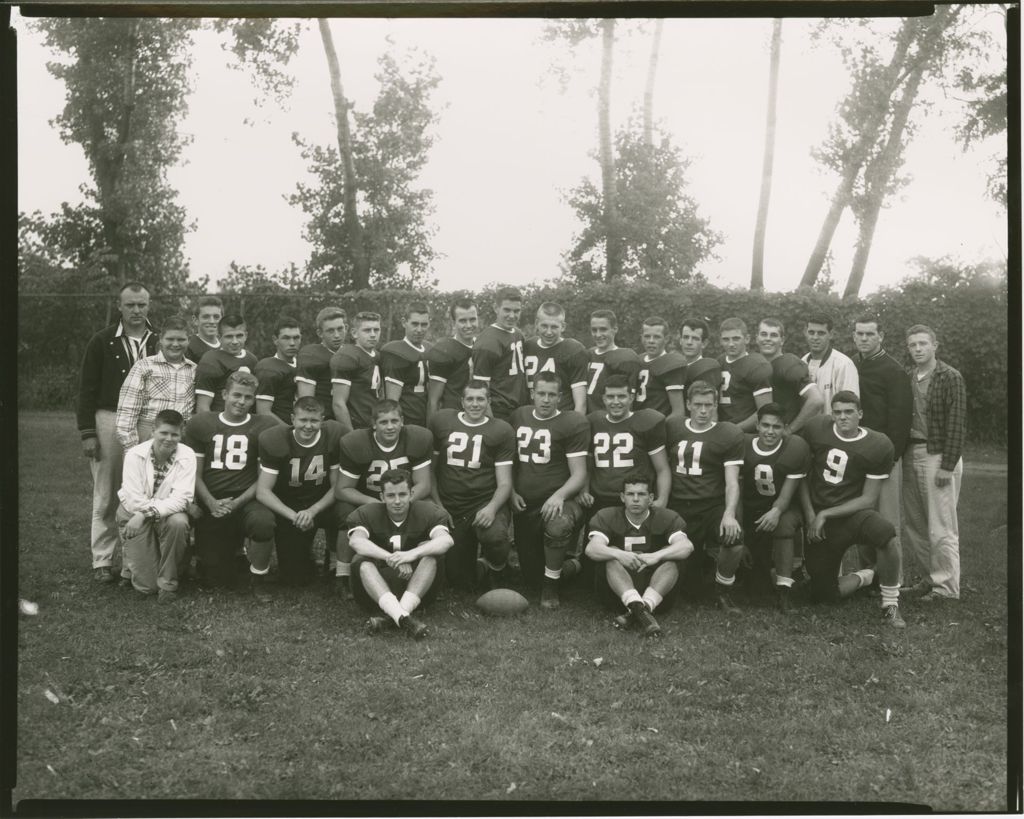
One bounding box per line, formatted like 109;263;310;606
18;279;1008;442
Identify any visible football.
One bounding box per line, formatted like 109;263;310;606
475;588;529;616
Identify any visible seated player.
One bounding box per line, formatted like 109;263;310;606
257;397;346;594
510;371;590;609
194;314;258;414
347;469;454;639
116;410;197;601
428;381;515;591
798;390;906;628
740;402;810;612
585;472;693;637
184;371;281;591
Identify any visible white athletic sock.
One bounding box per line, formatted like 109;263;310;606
399;591;421;613
249;565;269;576
336;561;351;578
621;588;643;607
880;584;900;609
715;570;735;587
775;575;794;588
378;592;407;625
854;568;876;589
641;588;663;611
544;567;562;580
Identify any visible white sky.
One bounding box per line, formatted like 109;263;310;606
15;10;1009;296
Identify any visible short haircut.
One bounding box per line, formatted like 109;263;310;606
620;470;653;493
153;409;184;429
756;402;785;422
372;398;403;421
195;295;223;314
854;315;882;333
316;306;347;329
537;301;565;319
292;396;325;416
352;311;382;328
905;323;937;342
687;379;718;402
590;309;618;328
379;468;412;492
449;297;476;321
159;316;190;335
642;316;668;332
218;313;246;333
805;314;834;332
224;370;258;392
494;287;523;304
831;389;862;410
462;379;491;396
273;316;302;336
680;316;710;340
534;370;563;391
602;374;631;393
759;317;785;336
404;301;430;319
119;281;148;298
720;317;748;335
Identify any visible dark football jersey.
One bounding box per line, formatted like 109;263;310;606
255;355;297;424
740;433;811;515
718;352;773;424
665;417;745;505
800;415;895;509
427;337;475;410
524;337;589;412
380;339;430;426
587;409;666;501
428;409;515;516
586;346;642;413
295;343;337;420
684;356;723;395
635;352;687;415
509;407;590;506
185;334;220;365
768;353;814;424
347;500;452;553
338;425;434;498
330;344;382;431
195;349;259;413
258;420;344;510
588;506;686;554
472;325;528;419
184;411;281;500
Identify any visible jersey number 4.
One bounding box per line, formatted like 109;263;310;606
593;432;635;468
516;427;552;464
288;455;326;487
210;434;249;470
447;432;484;468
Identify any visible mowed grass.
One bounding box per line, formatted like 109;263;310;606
14;412;1011;809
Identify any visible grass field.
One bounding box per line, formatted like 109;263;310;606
12;411;1013;810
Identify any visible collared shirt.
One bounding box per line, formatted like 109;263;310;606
802;345;860;413
909;368;931;441
115;351;198;449
118;439;197;520
905;358;966;471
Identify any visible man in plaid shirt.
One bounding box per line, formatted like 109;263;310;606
901;325;967;601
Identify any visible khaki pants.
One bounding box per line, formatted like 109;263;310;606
89;410;124;568
902;446;962;598
117;504;190;593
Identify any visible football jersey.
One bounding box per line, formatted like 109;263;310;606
258;420;345;510
684;357;723;395
184;411;281;500
195;349;259;413
635;351;687;415
330;344;382;430
338;425;434;498
428;409;515;517
800;415;895;509
380;338;431;426
586;347;642;413
740;433;811;516
185;334;219;365
427;337;475;410
665;417;745;506
472;325;528;419
347;500;452;553
587;409;666;502
718;352;773;424
295;343;337;420
509;407;590;506
588;506;687;554
524;337;589;412
768;353;815;424
254;355;297;424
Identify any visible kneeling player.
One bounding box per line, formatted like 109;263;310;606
584;473;693;637
347;469;454;639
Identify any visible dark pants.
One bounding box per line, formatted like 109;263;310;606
513;500;584;587
445;504;512;590
806;509;896;603
195;499;275;585
275;507;338;586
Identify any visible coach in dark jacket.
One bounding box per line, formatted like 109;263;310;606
77;282;157;583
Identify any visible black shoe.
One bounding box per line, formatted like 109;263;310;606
775;585;792;614
337;575;354;602
250;573;273;604
715;585;741;614
540;578;560;610
93;567;116;584
882;604;906;629
398;613;429;639
629;601;662;638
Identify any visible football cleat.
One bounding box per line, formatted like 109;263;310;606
93;567;115;584
632;603;662;638
540;579;561;610
775;585;792;614
337;575;354;602
399;614;429;640
250;574;273;604
882;605;907;629
560;557;582;581
715;587;741;614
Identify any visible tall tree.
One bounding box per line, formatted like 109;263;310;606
751;19;783;290
642;19;664;147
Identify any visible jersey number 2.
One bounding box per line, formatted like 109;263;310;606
447;432;484;468
593;432;634;468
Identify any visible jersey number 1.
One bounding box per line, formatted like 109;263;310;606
210;434;248;470
288;455;326;487
447;432;484;468
674;440;704;476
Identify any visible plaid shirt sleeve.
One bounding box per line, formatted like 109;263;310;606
930;364;967;472
115;358;149;449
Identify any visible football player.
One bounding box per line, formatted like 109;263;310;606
665;380;746;613
427;297;479;414
635;316;687;418
678;317;722;398
471;287;528;422
256;396;346;594
255;316;302;424
330;310;383;433
755;318;824;433
800;313;860;412
295;306;348;420
798;391;906;628
586;309;641;414
524;302;589;414
428;381;515;591
717;317;773;431
195;314;258;414
184;295;223;365
510;371;590;609
348;469;454;640
740;402;811;612
585;472;693;637
381;301;432;426
184;371;281;592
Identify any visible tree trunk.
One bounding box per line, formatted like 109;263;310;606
751;19;782;291
598;19;622;281
643;19;664;147
317;18;369;291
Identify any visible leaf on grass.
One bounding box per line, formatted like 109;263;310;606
170;719;177;731
44;689;59;705
366;712;378;720
610;700;623;709
215;649;225;657
506;782;517;794
885;708;892;723
592;657;603;667
412;674;424;679
647;727;659;733
46;765;57;776
551;712;569;723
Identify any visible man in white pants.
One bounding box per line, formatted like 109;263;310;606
901;325;967;601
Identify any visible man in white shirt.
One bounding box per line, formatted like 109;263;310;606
801;314;860;412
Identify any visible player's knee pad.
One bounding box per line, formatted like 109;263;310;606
543;514;576;541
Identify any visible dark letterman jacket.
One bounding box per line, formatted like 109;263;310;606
854;347;912;461
76;320;157;441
